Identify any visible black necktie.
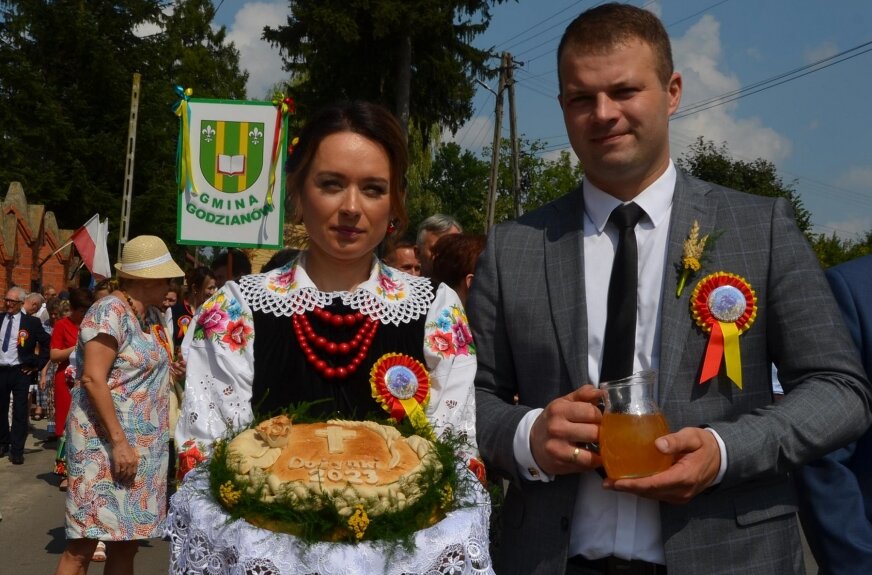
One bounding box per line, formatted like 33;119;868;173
2;312;13;352
600;202;645;383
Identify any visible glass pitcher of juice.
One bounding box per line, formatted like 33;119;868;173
599;369;673;479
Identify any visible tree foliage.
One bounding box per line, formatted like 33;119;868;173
264;0;507;139
416;139;583;233
811;231;872;268
676;137;812;234
0;0;247;250
677;136;871;267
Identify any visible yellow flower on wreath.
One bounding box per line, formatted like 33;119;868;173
440;484;454;509
347;505;370;541
219;480;241;507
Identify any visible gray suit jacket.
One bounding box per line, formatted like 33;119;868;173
468;171;872;575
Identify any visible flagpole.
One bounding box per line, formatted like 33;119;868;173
37;239;74;269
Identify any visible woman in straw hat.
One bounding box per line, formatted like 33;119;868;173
171;102;488;571
55;235;184;575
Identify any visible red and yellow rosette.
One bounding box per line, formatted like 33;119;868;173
370;353;432;436
152;324;173;360
691;272;757;389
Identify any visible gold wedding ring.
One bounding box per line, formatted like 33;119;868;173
570;446;581;463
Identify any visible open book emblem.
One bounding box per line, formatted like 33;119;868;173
199;120;265;194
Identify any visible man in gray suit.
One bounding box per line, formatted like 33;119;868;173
467;4;872;575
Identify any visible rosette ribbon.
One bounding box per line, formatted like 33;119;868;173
173;85;199;197
152;324;173;360
267;93;295;208
691;272;757;389
370;353;432;436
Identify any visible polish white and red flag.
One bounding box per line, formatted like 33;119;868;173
71;214;112;279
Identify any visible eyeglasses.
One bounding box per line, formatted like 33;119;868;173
4;299;23;304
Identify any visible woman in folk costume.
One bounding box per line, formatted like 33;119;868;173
175;100;480;476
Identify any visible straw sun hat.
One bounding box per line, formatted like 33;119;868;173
114;235;185;280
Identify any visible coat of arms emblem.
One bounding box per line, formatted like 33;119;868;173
199;120;265;193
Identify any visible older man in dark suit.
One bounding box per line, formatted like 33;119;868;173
795;254;872;575
468;4;872;574
0;286;51;464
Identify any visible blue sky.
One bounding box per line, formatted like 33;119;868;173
212;1;872;240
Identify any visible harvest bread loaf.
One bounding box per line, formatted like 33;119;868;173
225;415;443;518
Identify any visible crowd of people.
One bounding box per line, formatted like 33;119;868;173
1;4;870;574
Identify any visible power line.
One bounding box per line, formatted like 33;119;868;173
673;40;872;119
513;0;737;72
495;1;590;53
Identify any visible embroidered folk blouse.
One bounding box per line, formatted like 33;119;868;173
175;255;479;472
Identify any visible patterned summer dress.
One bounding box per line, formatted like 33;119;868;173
64;296;170;540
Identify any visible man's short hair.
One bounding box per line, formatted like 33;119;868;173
557;2;674;91
7;286;26;301
25;293;44;305
416;214;463;249
384;238;416;259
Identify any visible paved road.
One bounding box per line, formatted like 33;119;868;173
0;417;169;574
1;417;819;574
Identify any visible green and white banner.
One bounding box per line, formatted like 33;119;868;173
175;95;289;248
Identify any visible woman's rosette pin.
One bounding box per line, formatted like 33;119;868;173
370;353;432;437
691;272;757;389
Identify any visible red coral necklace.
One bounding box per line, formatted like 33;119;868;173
291;307;378;380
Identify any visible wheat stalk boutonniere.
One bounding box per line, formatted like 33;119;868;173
676;220;714;297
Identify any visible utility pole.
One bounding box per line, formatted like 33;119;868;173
482;52;523;229
118;73;140;261
485;52;509;231
507;56;522;218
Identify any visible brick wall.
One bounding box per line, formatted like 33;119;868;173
1;182;77;295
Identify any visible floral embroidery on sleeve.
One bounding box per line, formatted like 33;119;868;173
425;305;476;358
193;293;253;352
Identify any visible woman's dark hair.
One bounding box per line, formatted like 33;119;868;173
285;101;409;238
186;266;215;294
262;248;300;273
211;248;251;277
431;234;487;292
67;288;94;312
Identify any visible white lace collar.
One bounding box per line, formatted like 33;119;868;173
237;254;434;326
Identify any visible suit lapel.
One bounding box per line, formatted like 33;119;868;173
544;187;588;391
658;172;716;401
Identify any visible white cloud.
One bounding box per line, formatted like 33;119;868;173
835;166;872;191
644;1;662;19
224;2;288;100
541;147;578;164
808;166;872;239
816;216;871;240
745;47;762;61
133;20;163;38
133;4;173;38
670;15;792;164
442;116;495;153
804;41;839;65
